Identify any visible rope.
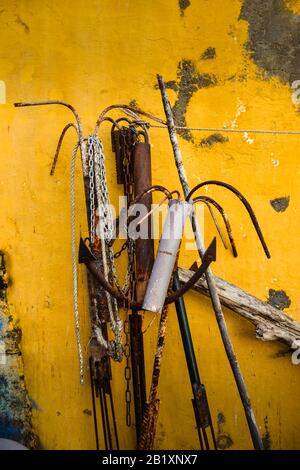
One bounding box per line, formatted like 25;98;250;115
134;122;300;136
70;141;84;385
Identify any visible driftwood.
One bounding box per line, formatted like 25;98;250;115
178;267;300;348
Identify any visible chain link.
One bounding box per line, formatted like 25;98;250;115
88;135;124;362
88;136;96;244
114;240;128;259
121;127;138;427
124;309;131;427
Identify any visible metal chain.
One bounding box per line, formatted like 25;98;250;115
124;309;131;427
94;138;114;243
114;240;128;259
122;127;139;427
88;136;96;244
88;135;124;362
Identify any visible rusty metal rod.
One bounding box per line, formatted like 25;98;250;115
200;200;228;251
50;122;80;176
79;237;216;308
193;196;237;257
173;271;217;450
157;74;264;450
188;181;270;259
94;104;165;134
133;141;154;304
89;357;100;450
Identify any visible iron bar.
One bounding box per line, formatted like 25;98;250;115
173;271;217;450
157;74;264;450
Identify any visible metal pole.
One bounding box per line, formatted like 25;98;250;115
157;74;263;450
173;271;217;450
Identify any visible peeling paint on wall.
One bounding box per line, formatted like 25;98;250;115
216;412;234;449
201;47;216;60
268;289;291;310
179;0;191;17
164;60;216;142
0;252;39;448
262;416;272;450
200;132;228;147
270;196;290;212
240;0;300;83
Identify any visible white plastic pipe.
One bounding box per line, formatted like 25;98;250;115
142;199;192;313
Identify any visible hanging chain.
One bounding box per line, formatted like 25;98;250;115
121;127;138;427
88;136;96;244
94;138;114;243
87;135;124;362
114;240;128;259
124;308;131;426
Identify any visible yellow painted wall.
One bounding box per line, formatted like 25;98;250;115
0;0;300;449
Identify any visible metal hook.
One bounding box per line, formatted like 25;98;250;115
192;195;238;257
109;187;180;247
187;180;270;258
131;129;149;144
97;116;123;132
110;117;149;142
130;120;150;137
94;104;166;134
14;100;87;176
165;237;217;304
50;122;80;176
129;185;180;207
111;117;133;132
79;236;216;310
14;100;84;142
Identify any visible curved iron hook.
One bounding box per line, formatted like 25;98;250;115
94;104;166;134
187;180;270;258
97;116;122;131
79;237;216;309
193;197;227;251
111;117;149;142
14;100;84;141
14;100;87;175
50;122;80;176
165;237;216;304
130;119;150;137
193;195;238;257
111;117;133;133
129;185;180;208
109;187;180;247
133;130;148;144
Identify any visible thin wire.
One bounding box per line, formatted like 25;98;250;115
142;313;159;335
134;122;300;136
102;104;300;135
71;141;84;385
